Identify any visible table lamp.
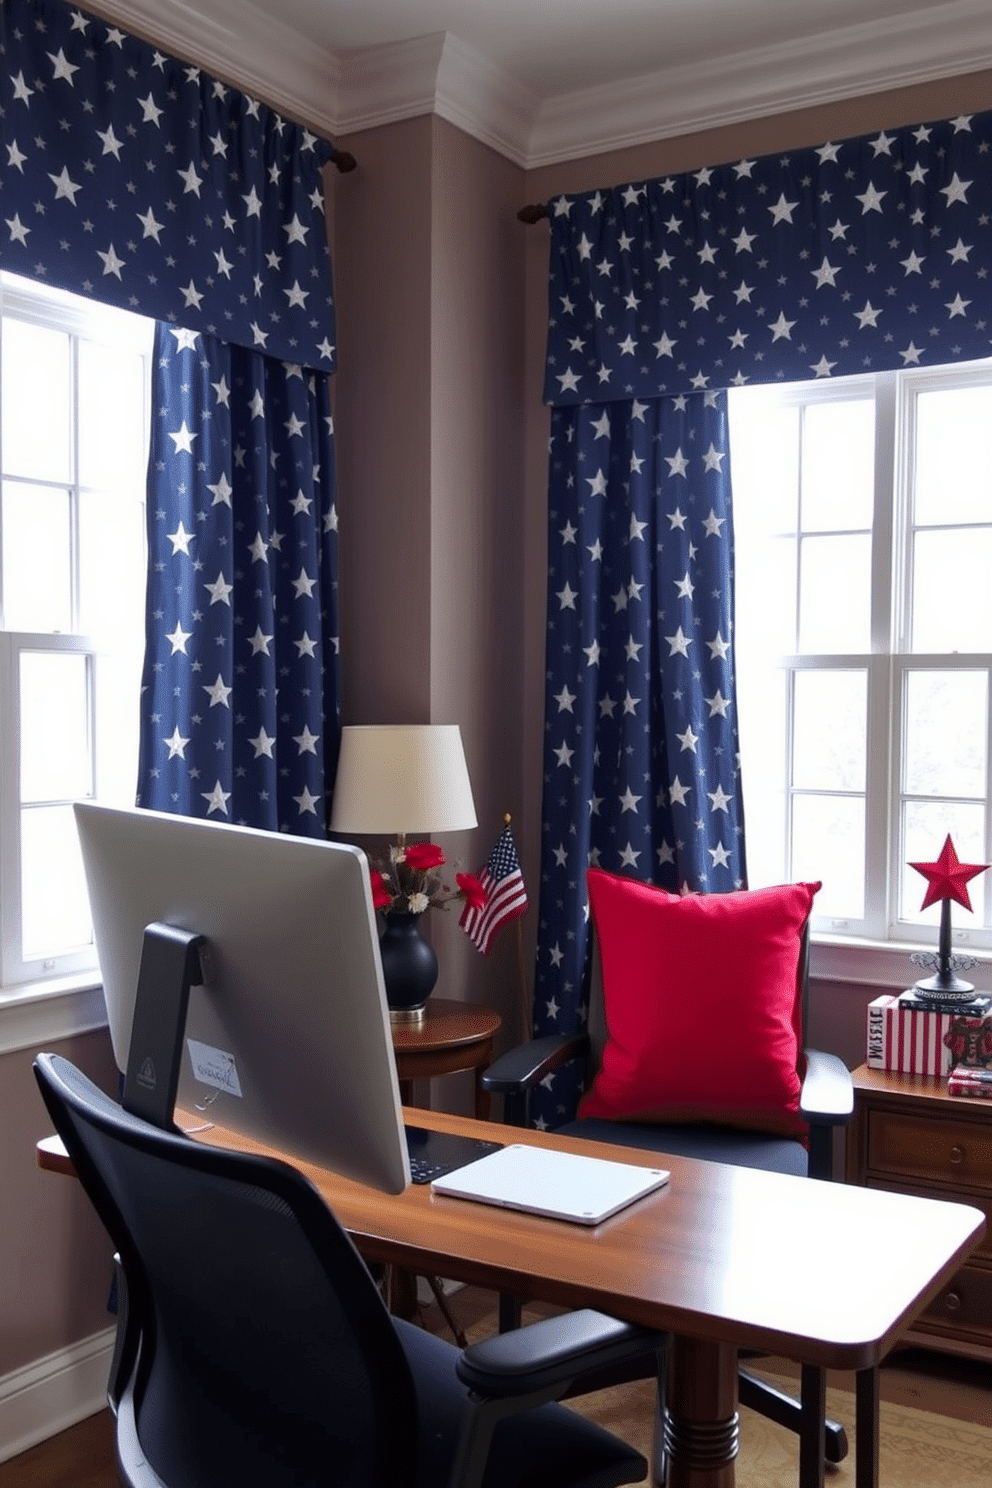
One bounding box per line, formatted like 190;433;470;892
329;724;477;1022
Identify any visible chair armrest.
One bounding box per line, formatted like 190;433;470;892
799;1049;854;1126
481;1032;590;1093
480;1032;590;1127
456;1309;667;1399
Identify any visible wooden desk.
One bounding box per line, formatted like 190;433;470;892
391;998;501;1118
42;1105;980;1488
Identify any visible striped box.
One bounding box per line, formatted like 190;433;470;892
866;994;956;1075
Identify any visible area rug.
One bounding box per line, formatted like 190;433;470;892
567;1372;992;1488
461;1310;990;1487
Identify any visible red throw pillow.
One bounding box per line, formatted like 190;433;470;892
579;869;820;1138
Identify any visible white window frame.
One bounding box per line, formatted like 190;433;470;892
732;360;992;979
0;274;151;1045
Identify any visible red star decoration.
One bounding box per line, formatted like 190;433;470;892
909;835;990;912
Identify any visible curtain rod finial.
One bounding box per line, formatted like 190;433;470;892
334;151;357;174
517;203;549;224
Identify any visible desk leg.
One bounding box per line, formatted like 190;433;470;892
855;1366;880;1488
798;1365;826;1488
664;1337;739;1488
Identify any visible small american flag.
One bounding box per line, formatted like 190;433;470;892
460;823;528;954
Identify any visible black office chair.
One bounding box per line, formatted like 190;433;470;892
481;906;855;1486
34;1052;668;1488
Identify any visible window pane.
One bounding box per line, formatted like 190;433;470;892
93;650;143;803
2;482;72;631
738;666;787;889
21;803;93;958
901;801;987;928
793;670;866;791
20;651;91;802
911;529;992;652
78;340;147;491
904;670;987;800
728;398;799;532
791;794;865;919
79;489;146;639
1;317;72;483
915;386;992;526
737;533;797;655
801;400;874;532
798;533;871;652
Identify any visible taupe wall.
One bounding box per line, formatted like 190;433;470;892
1;1029;118;1376
332;115;531;1058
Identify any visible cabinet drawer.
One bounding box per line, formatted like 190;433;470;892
866;1109;992;1187
916;1263;992;1345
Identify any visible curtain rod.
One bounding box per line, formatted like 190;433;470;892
517;204;548;223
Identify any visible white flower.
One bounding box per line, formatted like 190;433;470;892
407;892;430;914
389;844;407;864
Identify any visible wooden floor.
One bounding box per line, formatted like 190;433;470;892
1;1288;988;1488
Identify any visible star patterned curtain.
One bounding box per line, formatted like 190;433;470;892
533;391;741;1127
136;324;339;832
543;107;992;404
0;0;337;371
531;103;992;1128
0;0;342;835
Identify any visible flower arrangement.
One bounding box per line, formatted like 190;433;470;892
370;840;486;918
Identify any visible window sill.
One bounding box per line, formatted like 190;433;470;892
811;933;992;992
0;974;107;1057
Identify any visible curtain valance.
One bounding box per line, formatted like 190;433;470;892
0;0;336;371
544;106;992;406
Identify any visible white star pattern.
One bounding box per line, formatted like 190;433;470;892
544;109;992;403
0;2;336;371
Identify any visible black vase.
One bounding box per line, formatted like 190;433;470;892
378;911;438;1022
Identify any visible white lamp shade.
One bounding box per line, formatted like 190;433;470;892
330;724;477;836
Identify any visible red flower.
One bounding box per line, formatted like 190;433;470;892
456;872;487;910
369;870;392;909
404;841;446;871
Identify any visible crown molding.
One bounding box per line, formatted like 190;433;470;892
72;0;992;167
335;33;539;165
432;34;540;167
528;0;992;166
332;32;446;136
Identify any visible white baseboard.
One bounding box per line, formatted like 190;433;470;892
0;1326;117;1465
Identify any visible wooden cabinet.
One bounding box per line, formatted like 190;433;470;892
847;1065;992;1361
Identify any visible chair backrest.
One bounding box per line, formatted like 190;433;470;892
34;1053;418;1488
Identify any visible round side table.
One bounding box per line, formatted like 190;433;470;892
391;997;501;1119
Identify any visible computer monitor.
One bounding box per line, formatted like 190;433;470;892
73;800;411;1194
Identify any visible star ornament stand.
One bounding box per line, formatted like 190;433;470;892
900;835;992;1014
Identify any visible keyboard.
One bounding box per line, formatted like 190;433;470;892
405;1124;502;1185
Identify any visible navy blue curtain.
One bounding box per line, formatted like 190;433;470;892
0;0;342;834
136;325;339;830
0;0;336;371
533;392;740;1127
532;103;992;1127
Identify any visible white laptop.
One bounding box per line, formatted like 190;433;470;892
430;1143;670;1225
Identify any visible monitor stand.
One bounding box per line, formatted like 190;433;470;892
122;922;206;1130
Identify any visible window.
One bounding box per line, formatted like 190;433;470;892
730;361;992;950
0;273;151;994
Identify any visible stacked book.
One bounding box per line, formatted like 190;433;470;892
947;1065;992;1099
867;993;992;1075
